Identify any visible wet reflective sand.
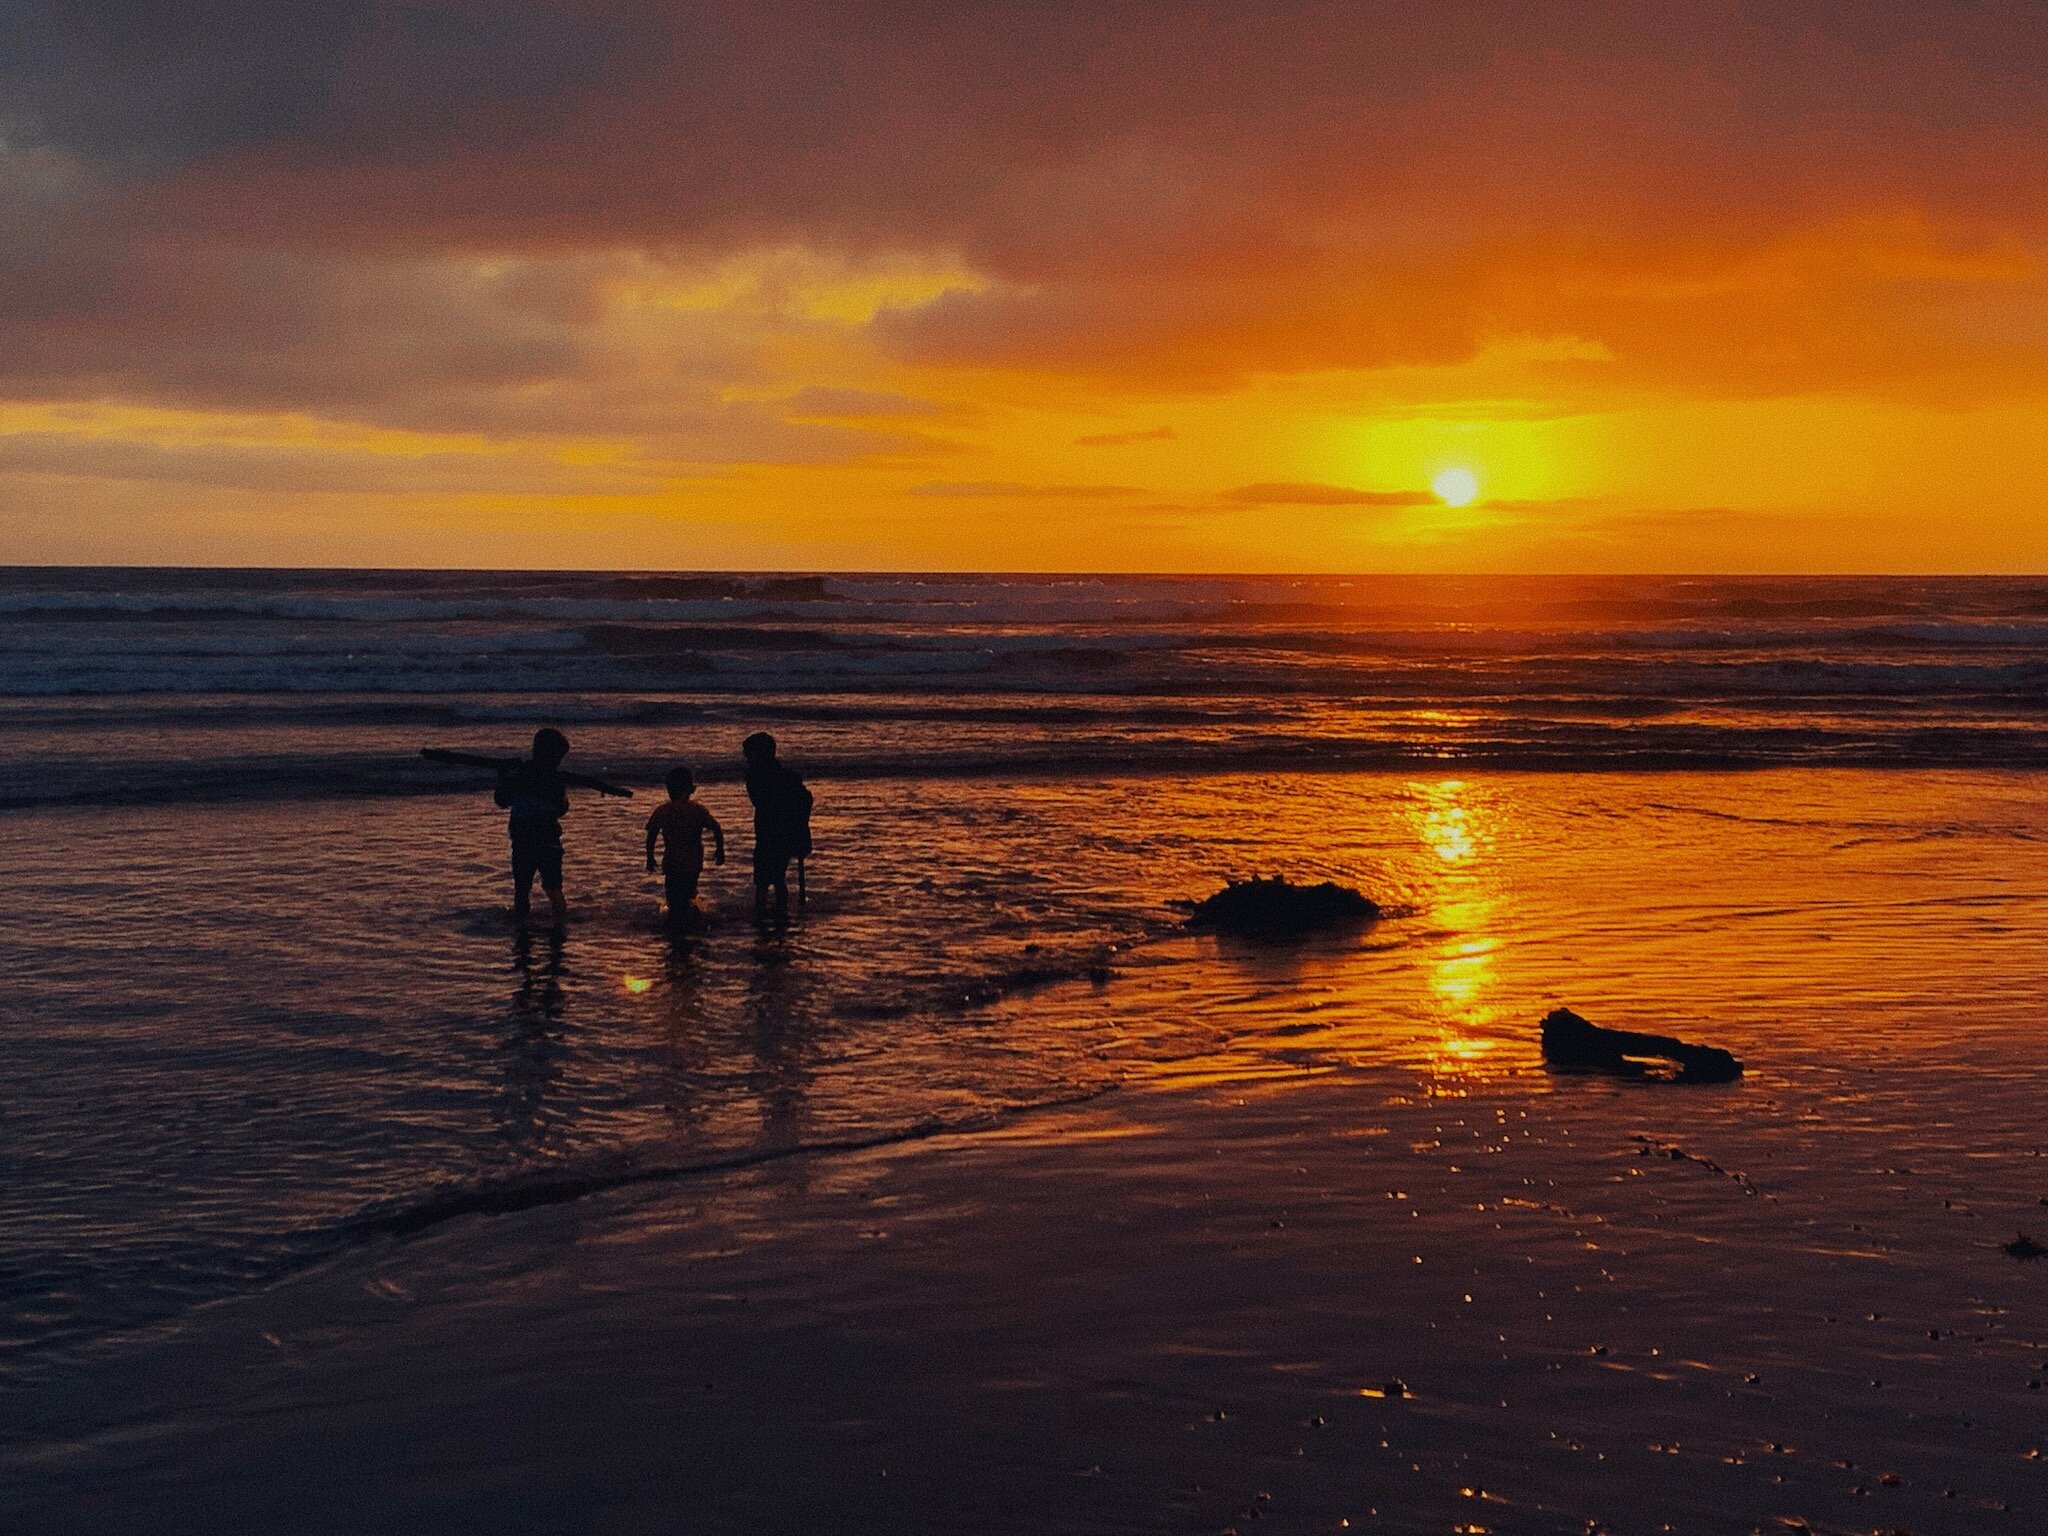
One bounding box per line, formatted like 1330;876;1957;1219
7;769;2048;1531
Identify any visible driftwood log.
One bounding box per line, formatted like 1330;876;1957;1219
419;748;634;798
1540;1006;1742;1084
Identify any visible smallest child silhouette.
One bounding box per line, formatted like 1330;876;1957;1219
645;765;725;919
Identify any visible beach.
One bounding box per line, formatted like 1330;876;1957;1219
15;0;2048;1524
9;764;2048;1532
5;573;2048;1531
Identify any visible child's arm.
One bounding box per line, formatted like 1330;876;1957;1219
644;808;662;872
706;808;725;865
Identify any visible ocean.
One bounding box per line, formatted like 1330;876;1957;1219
4;569;2047;812
6;570;2048;1532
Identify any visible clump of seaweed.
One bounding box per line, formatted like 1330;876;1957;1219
1182;877;1380;939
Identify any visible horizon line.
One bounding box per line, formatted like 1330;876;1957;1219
3;564;2045;581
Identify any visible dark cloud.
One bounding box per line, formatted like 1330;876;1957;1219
0;230;940;462
781;387;945;419
1;0;362;166
0;0;646;169
0;430;673;495
908;481;1145;498
1075;426;1175;446
0;236;583;413
1224;483;1436;507
7;0;2048;431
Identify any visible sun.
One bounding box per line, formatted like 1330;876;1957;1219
1432;467;1480;507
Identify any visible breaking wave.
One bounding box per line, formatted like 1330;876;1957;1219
5;569;2048;808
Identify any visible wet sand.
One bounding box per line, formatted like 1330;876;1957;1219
13;1027;2048;1535
8;769;2048;1533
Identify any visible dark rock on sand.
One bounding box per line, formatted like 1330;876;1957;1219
1539;1006;1742;1084
2004;1231;2047;1261
1183;877;1380;938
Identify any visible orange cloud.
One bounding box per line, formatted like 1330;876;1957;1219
1075;427;1175;446
908;482;1146;499
1225;483;1437;508
8;2;2048;567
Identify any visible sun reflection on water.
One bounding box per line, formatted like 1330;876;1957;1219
1411;780;1505;1084
1421;779;1478;864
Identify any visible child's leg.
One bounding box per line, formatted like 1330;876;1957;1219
539;845;567;929
512;846;535;919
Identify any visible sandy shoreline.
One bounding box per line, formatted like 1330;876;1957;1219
10;769;2048;1533
11;1036;2046;1536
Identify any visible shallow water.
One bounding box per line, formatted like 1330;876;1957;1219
9;767;2048;1532
9;568;2048;1523
5;766;2046;1388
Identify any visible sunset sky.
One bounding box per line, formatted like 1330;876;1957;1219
5;1;2048;571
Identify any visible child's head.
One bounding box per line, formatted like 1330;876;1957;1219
665;765;696;799
742;731;777;766
532;727;570;766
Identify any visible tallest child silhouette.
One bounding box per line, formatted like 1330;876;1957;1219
741;732;813;917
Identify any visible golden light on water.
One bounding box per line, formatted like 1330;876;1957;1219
1413;780;1502;1077
1432;936;1496;1009
1420;781;1478;864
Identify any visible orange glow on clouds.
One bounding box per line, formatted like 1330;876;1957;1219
5;4;2048;571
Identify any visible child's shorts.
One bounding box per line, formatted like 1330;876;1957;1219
512;838;564;893
663;862;701;908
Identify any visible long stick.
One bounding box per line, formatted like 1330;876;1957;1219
419;747;634;798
